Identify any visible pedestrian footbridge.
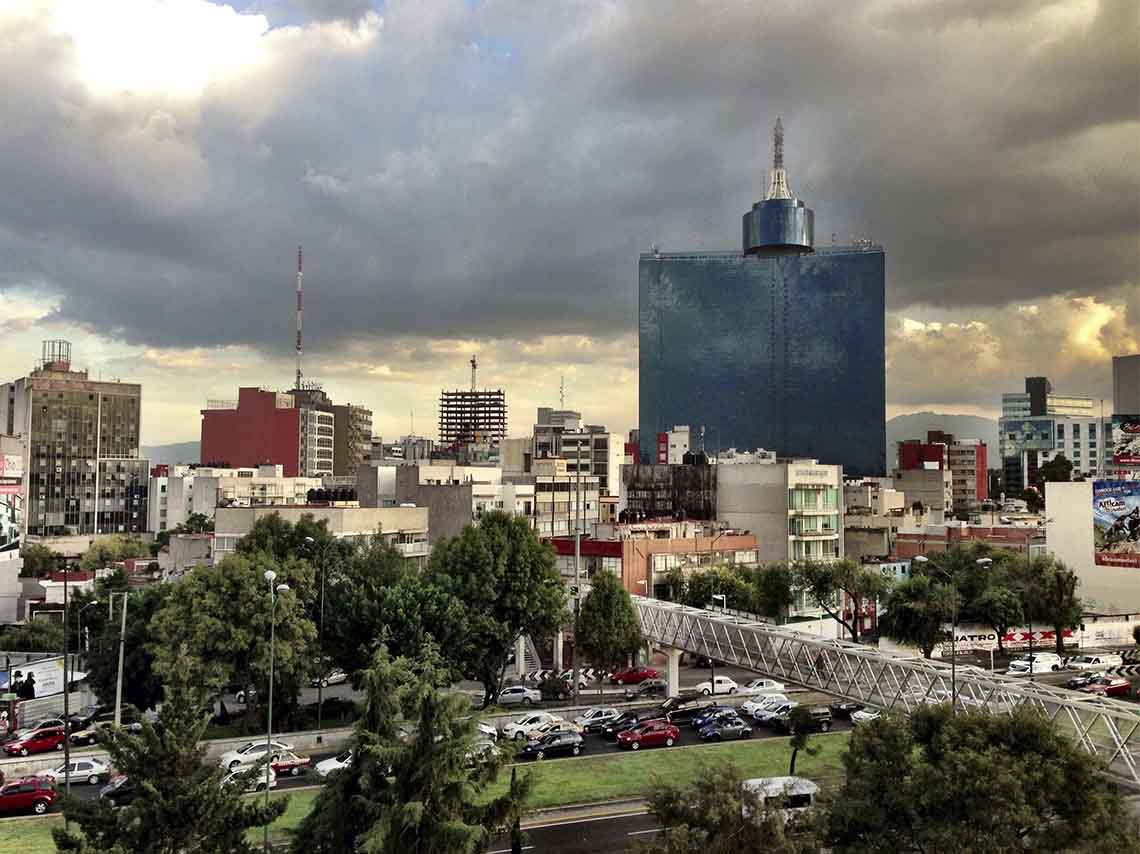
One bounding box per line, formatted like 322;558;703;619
633;596;1140;788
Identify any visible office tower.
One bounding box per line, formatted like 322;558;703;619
0;341;148;537
638;120;886;476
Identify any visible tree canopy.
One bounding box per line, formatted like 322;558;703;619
878;575;953;659
576;570;642;685
80;535;149;571
19;543;57;577
81;584;171;711
796;559;890;642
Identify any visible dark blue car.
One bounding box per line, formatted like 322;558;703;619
690;705;733;730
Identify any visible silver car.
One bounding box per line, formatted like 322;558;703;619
498;685;542;707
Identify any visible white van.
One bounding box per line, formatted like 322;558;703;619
742;776;819;824
1065;653;1123;671
1008;652;1063;675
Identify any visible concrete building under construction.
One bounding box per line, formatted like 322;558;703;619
438;357;507;451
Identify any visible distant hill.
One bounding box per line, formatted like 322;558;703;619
141;441;200;467
886;412;998;470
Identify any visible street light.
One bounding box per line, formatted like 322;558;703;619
263;570;290;853
76;601;97;658
709;594;727;693
303;536;328;741
913;554;958;710
975;558;995;672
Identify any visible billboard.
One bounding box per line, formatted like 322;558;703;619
1113;417;1140;466
0;656;67;699
999;418;1055;453
1093;480;1140;568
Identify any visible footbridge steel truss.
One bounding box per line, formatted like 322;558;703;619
633;596;1140;788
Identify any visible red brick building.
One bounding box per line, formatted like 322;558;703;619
895;524;1041;558
200;388;302;476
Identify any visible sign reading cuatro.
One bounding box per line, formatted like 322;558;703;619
939;625;1077;654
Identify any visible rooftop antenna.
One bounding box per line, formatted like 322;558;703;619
559;376;565;409
470;354;477;392
295;246;304;390
765;117;793;201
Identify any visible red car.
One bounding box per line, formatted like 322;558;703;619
270;751;313;777
3;728;66;757
616;719;679;750
0;776;56;815
610;666;660;686
1079;676;1131;698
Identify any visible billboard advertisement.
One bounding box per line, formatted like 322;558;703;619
0;656;66;699
1000;418;1055;453
1093;480;1140;568
1113;417;1140;466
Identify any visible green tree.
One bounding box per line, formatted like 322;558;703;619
53;648;285;853
630;760;821;854
291;643;530;853
828;705;1140;853
0;619;63;652
1039;454;1073;484
1037;559;1082;655
682;565;753;612
878;575;952;659
785;706;820;776
428;512;568;705
79;535;148;571
182;512;214;533
576;570;643;694
20;543;57;577
150;554;317;727
795;559;891;642
81;584;171;711
972;584;1023;655
752;563;796;623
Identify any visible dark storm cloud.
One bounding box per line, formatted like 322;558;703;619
0;0;1135;366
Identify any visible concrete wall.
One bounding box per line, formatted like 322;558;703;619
357;463;398;507
394;470;473;545
716;463;788;563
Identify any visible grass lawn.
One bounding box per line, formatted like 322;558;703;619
0;734;849;852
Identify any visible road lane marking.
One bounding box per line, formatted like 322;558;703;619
627;828;662;836
525;810;649;830
488;847;535;853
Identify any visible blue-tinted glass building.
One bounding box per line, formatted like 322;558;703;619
638;122;886;475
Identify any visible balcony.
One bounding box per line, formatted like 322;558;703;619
394;541;430;558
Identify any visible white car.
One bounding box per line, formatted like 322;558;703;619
754;701;798;726
502;712;564;741
476;721;499;742
694;676;739;696
38;757;112;786
1066;654;1123;672
497;685;542;707
530;719;583;741
573;707;620;733
221;767;277;792
315;750;353;778
851;708;881;725
1008;653;1063;676
741;693;789;717
218;739;295;771
738;678;786;697
310;668;348;688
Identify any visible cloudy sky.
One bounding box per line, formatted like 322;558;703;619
0;0;1136;445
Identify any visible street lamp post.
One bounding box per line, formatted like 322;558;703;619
303;536;327;741
710;594;726;694
263;570;290;853
76;601;97;658
913;554;959;711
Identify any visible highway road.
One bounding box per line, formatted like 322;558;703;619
487;810;659;854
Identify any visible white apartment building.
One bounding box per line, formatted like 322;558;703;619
531;457;600;538
151;464;323;532
946;439;985;509
561;430;623;496
300;408;335;477
894;468;953;515
663;425;691;464
1053;416;1114;478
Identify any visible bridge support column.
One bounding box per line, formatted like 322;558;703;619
664;647;682;698
553;631;564;671
645;642;654;666
515;636;526;678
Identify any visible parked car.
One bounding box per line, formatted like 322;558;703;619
99;774;136;807
738;679;786;697
502;712;564;742
662;698;719;727
519;731;585;761
1079;675;1132;698
221;767;277;792
573;707;620;733
771;706;832;734
600;709;660;740
1066;654;1123;672
218;740;295;771
693;676;739;696
624;678;669;699
477;721;499;742
3;727;65;757
531;719;583;740
690;705;734;730
829;701;864;719
851;708;881;726
1008;653;1063;675
66;704;110;732
69;712;143;746
465;739;500;767
315;750;353;778
0;776;56;815
616;719;680;750
610;665;660;685
538;677;579;702
498;685;542;707
37;758;112;786
270;751;312;777
309;668;348;688
754;702;799;726
1066;670;1102;690
742;693;790;717
742;776;819;824
699;714;753;741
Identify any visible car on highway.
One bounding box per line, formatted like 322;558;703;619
624;678;669;699
1066;653;1123;672
737;678;786;697
741;693;790;717
3;727;65;757
221;767;277;792
851;708;881;725
99;775;136;807
616;719;680;750
754;701;799;727
0;776;56;815
477;721;499;741
519;731;585;761
502;712;565;742
498;685;542;707
69;710;144;746
465;738;500;766
573;707;620;733
1008;652;1063;675
531;719;584;740
610;665;660;685
600;709;660;740
37;758;112;786
690;704;734;730
693;675;739;696
67;704;110;732
771;705;832;734
661;697;719;727
218;739;295;771
699;713;753;741
315;750;354;778
829;701;864;719
1066;670;1102;690
270;751;312;777
1079;675;1132;698
309;668;348;688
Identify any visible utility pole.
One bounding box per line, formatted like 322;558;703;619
112;592;128;728
572;436;582;705
62;569;71;798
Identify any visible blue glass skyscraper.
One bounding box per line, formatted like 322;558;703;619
638;120;886;476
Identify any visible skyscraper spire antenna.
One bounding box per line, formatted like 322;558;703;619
765;116;793;201
295;245;304;390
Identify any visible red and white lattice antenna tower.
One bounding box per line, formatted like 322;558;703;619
295;246;304;390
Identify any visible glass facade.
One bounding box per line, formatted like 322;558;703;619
639;247;886;476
